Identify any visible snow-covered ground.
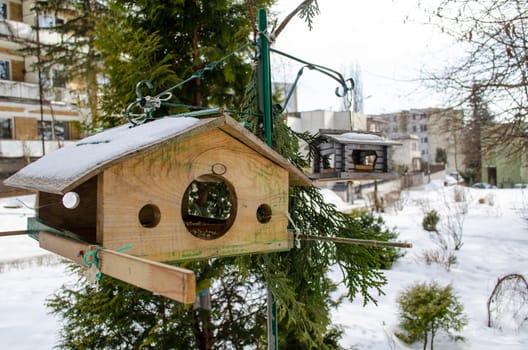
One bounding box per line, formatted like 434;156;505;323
1;184;527;349
0;196;74;350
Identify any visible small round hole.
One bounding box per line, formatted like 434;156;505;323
256;204;272;223
139;204;161;228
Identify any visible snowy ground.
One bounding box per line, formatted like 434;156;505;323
328;183;528;349
1;184;527;349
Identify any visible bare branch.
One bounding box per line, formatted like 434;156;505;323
272;0;318;40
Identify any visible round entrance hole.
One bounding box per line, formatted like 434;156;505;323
181;175;237;240
138;204;161;228
256;204;272;223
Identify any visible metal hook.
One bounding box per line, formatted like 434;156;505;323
135;80;153;101
335;78;355;99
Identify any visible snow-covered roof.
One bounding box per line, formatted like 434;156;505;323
5;113;311;194
323;132;401;146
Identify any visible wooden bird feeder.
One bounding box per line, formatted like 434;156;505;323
4;110;311;303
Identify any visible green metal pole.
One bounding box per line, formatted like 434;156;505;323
257;9;273;147
257;9;278;350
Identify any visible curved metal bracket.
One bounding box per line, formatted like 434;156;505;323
126;80;173;125
124;43;252;126
270;48;355;112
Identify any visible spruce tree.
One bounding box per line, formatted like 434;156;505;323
30;0;106;129
95;0;273;127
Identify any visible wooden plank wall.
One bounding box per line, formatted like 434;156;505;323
316;141;395;174
344;144;387;173
38;177;98;242
319;142;344;172
98;128;291;262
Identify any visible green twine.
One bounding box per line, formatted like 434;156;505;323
116;245;133;253
82;245;133;281
83;247;103;280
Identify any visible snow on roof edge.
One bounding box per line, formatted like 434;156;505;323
4;116;204;193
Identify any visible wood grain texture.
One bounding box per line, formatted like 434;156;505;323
39;232;196;304
99;128;292;262
100;249;196;304
39;231;89;266
39;176;98;243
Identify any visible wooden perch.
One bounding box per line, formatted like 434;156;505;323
39;232;196;304
297;233;412;249
0;230;28;237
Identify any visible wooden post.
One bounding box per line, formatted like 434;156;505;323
39;232;196;304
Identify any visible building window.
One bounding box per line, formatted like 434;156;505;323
0;118;11;139
411;142;417;151
38;120;70;141
412;125;417;132
420;124;428;132
38;15;65;28
42;69;68;88
0;2;6;20
0;60;10;80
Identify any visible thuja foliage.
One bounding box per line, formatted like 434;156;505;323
45;1;403;349
396;281;467;350
48;262;265;349
95;0;273;128
47;92;402;350
47;167;400;349
48;180;398;349
347;209;402;270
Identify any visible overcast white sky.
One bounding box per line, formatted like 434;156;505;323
270;0;463;114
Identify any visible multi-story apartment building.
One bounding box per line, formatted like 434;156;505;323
368;108;465;173
0;1;89;171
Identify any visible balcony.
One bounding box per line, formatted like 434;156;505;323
0;79;83;105
0;19;61;45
